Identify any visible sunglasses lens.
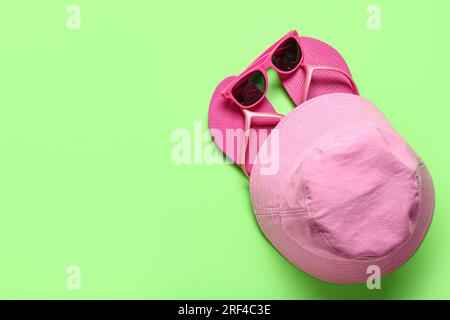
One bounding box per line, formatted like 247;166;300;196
272;38;301;72
231;71;266;106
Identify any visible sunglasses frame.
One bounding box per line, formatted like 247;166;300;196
221;30;359;108
219;30;359;177
237;109;284;177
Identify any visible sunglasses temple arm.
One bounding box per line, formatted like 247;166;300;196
240;110;284;178
301;65;360;103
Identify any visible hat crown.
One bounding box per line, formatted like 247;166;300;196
298;126;420;260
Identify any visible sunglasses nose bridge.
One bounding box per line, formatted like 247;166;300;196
260;58;273;70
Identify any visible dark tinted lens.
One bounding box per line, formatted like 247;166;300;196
272;38;301;71
231;71;266;106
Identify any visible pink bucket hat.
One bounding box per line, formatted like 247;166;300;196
250;93;435;284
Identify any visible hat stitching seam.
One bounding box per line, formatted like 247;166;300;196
363;162;424;263
257;208;308;216
302;171;349;259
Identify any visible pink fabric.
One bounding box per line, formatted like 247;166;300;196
208;37;356;174
250;94;434;284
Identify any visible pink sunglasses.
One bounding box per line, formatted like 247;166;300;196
221;30;359;108
220;30;359;177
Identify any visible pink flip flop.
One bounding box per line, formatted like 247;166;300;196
208;31;359;176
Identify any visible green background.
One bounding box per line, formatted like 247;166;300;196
0;0;448;299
